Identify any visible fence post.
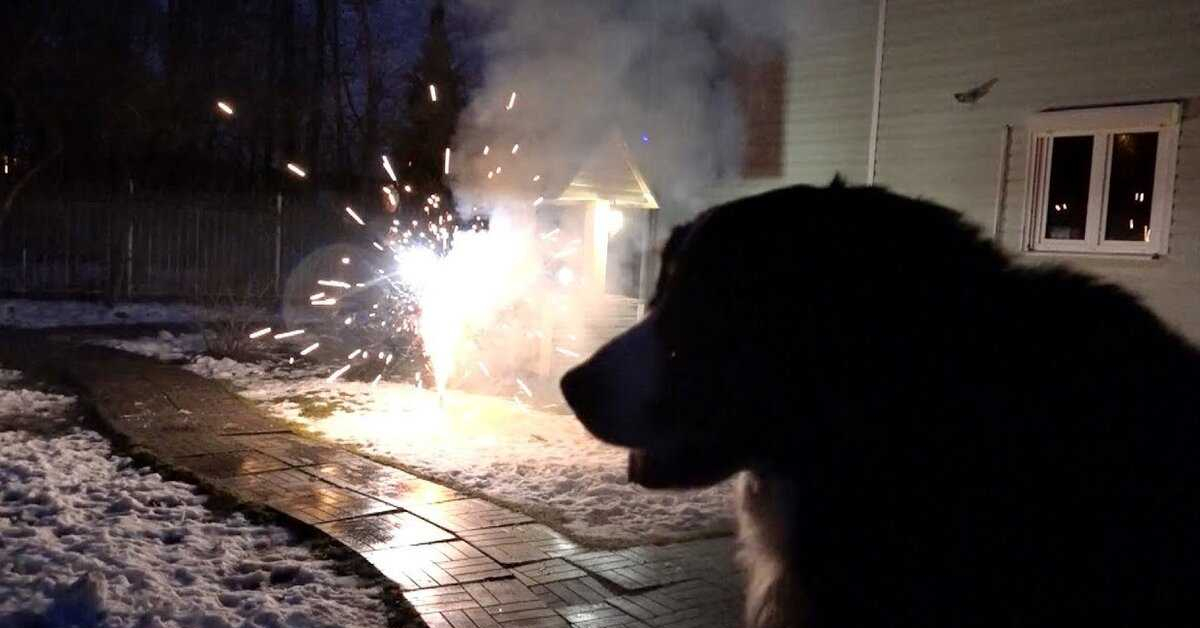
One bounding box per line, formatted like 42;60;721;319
275;192;282;296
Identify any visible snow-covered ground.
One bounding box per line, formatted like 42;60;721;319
0;366;388;628
92;332;735;544
0;298;265;329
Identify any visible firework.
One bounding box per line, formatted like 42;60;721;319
216;101;235;116
345;206;366;226
286;163;307;178
274;329;305;340
507;91;517;110
248;327;272;339
381;155;397;182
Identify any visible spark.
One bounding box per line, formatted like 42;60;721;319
533;196;544;206
511;144;520;155
540;228;559;239
444;148;451;175
532;175;541;182
248;327;272;339
555;347;582;358
327;364;353;382
341;257;350;264
274;329;305;340
344;317;353;325
371;374;382;386
483;145;490;156
478;362;491;377
317;279;352;288
385;353;394;365
429;84;438;102
516;378;533;398
216;101;234;116
348;349;362;360
286;163;307;178
404;184;413;193
310;292;326;300
300;342;320;356
373;242;385;251
507;91;517;110
311;298;337;306
345;206;365;226
381;155;397;181
556;267;575;286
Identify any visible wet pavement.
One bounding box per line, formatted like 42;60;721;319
33;336;745;628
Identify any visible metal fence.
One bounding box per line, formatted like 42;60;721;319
0;195;331;298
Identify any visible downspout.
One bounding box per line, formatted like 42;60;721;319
866;0;887;185
991;125;1013;241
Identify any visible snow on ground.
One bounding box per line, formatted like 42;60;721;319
0;298;264;329
0;367;387;628
90;330;206;362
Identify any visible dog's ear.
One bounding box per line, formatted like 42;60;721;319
829;174;847;189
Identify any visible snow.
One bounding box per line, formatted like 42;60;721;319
0;367;387;628
0;387;76;422
0;298;263;329
82;330;734;544
90;330;206;362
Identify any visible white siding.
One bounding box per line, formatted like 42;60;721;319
705;0;880;206
875;0;1200;339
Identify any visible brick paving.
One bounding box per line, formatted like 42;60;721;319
56;342;744;628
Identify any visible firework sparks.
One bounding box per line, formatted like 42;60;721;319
381;155;397;182
429;84;438;102
248;327;272;339
516;378;533;398
274;329;305;340
507;91;517;110
555;347;581;358
444;147;451;175
216;101;235;116
300;342;320;356
286;163;307;178
511;144;520;155
317;279;352;288
345;206;366;226
327;363;353;382
483;145;490;156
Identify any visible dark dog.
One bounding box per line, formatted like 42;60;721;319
562;182;1200;628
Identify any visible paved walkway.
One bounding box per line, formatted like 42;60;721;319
52;341;744;628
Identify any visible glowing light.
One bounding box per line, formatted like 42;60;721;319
327;364;353;382
429;84;438;102
507;91;517;110
373;242;385;251
533;196;544;207
310;292;326;300
312;298;337;306
516;378;533;398
300;342;320;356
317;279;352;288
216;101;235;116
444;148;451;175
345;206;366;226
341;257;351;264
382;155;397;181
483;145;490;156
478;362;491;377
248;327;272;339
371;374;382;386
274;329;305;340
555;347;581;358
556;267;575;286
286;163;307;178
349;349;362;360
404;184;413;193
540;228;559;240
532;175;541;182
511;144;520;155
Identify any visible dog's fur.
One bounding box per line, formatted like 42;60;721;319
562;183;1200;628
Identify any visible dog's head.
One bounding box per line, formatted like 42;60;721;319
562;182;1005;489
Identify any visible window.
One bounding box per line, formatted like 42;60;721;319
1025;103;1180;256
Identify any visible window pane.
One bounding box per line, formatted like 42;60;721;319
1104;132;1159;242
1044;136;1093;240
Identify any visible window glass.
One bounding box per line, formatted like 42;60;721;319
1104;132;1158;242
1044;135;1093;240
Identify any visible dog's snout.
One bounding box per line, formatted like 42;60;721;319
560;363;599;417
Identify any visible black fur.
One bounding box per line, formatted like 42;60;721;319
564;183;1200;627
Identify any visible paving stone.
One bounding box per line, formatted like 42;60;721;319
530;577;612;608
153;433;250;460
556;602;650;628
512;560;588;586
316;512;454;552
458;524;583;565
303;458;465;508
407;498;533;532
364;540;510;590
234;433;349;466
216;469;394;524
608;580;739;628
567;539;738;592
409;581;567;628
175;450;289;479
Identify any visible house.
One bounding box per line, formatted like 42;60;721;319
696;0;1200;343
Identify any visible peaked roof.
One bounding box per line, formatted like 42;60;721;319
552;131;659;209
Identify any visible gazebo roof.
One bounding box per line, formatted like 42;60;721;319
552;131;659;210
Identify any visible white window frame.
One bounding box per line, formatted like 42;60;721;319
1023;103;1180;257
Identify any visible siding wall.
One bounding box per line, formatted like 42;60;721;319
704;0;880;208
875;0;1200;340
